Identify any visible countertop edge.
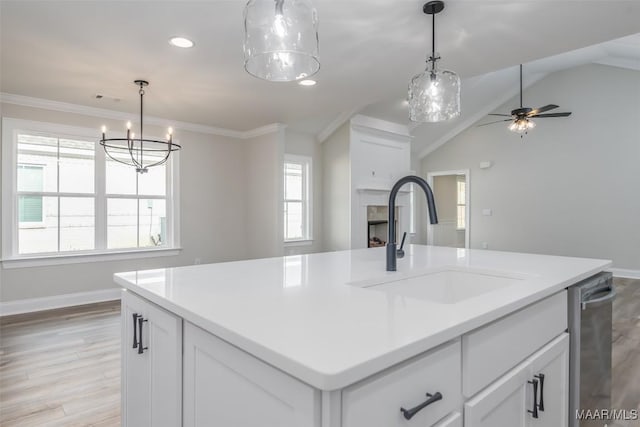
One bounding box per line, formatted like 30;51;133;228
115;261;610;390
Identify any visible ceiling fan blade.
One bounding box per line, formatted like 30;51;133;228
528;104;559;116
477;119;513;127
488;113;512;117
530;112;572;118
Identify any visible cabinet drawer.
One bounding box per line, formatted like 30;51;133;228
342;340;462;427
462;291;567;397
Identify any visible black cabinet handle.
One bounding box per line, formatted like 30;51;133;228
400;392;442;420
535;374;545;411
132;313;140;349
528;379;539;419
137;316;148;354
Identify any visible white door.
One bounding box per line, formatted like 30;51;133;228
121;291;182;427
530;334;570;427
464;357;532;427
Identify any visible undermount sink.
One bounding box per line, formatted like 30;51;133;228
354;268;525;304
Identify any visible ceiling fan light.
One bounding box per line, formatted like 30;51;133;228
509;118;536;134
243;0;320;82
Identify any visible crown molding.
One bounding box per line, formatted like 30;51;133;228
350;114;412;139
0;92;283;140
316;108;359;143
243;123;287;139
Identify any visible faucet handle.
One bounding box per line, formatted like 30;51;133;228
396;232;407;258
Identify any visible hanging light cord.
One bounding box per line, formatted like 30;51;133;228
428;8;440;74
138;83;145;169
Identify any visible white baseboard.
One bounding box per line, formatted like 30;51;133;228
0;288;121;317
607;268;640;280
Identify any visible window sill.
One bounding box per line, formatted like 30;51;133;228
1;247;182;269
284;239;314;247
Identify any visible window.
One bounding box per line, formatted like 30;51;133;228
456;177;466;230
2;118;179;262
283;155;311;242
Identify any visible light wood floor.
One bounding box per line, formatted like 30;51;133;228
1;301;121;426
0;279;638;426
610;278;640;427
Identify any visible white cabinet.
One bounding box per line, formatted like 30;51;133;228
465;333;569;427
182;322;320;427
121;290;182;427
120;288;570;427
462;292;567;397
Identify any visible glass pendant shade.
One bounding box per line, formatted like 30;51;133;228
409;61;461;122
509;118;536;134
243;0;319;82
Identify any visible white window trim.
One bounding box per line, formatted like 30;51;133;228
283;154;313;243
2;117;181;265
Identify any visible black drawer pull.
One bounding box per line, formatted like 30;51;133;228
535;374;545;411
137;316;148;354
132;313;140;349
400;392;443;420
528;379;539;419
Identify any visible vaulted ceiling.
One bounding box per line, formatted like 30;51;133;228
2;1;639;156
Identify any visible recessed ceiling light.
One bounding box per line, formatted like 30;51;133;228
298;79;316;86
169;37;194;48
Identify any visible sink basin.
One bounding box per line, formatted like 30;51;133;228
356;268;524;304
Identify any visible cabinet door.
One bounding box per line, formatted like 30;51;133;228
464;356;532;427
121;291;182;427
530;334;569;427
183;322;318;427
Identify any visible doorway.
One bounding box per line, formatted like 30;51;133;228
427;170;470;248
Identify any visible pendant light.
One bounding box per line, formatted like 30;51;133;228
99;80;181;174
243;0;320;82
408;1;461;122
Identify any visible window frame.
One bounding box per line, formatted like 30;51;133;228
283;154;312;244
2;118;181;267
456;178;466;231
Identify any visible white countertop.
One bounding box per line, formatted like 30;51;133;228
114;245;610;390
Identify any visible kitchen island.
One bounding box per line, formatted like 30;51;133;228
115;245;610;427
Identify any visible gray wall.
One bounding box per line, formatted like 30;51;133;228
321;123;351;252
284;129;323;255
421;64;640;270
0;103;281;302
244;129;284;260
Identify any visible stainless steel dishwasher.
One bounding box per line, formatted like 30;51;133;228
568;271;616;427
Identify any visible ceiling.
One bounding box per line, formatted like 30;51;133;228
1;1;640;152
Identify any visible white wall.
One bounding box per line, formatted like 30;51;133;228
244;128;284;259
0;103;259;302
321;122;351;252
284;129;323;255
421;64;640;270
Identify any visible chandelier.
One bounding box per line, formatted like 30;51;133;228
243;0;320;82
100;80;181;174
408;1;461;123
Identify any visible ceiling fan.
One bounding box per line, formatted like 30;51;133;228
480;64;572;136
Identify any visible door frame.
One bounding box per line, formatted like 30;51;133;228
426;169;470;249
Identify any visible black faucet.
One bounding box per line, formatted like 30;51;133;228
387;175;438;271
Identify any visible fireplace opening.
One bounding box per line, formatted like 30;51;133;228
367;206;398;248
